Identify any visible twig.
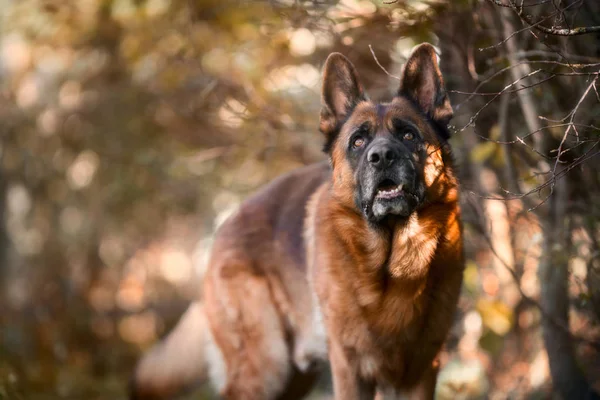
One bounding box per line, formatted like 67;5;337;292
488;0;600;36
513;50;600;64
549;76;599;195
468;148;600;206
458;69;546;131
479;4;561;51
368;44;401;81
450;58;598;109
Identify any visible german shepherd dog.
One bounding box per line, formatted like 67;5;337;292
131;43;464;400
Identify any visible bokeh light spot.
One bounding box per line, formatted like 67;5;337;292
67;150;100;190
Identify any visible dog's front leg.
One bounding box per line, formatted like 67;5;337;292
373;363;437;400
403;360;439;400
329;340;375;400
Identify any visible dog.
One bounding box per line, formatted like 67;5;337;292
130;43;464;400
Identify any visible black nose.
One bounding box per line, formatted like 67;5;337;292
367;142;398;169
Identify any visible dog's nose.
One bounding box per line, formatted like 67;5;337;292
367;143;398;169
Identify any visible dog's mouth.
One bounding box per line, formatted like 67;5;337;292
374;179;404;200
359;168;423;222
363;176;420;222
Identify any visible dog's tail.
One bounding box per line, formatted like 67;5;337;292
129;302;211;399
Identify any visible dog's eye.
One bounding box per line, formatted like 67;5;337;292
352;136;366;149
403;131;414;141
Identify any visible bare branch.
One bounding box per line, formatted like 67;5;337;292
514;50;600;64
368;44;401;81
457;69;547;132
468;148;600;208
550;76;599;194
488;0;600;36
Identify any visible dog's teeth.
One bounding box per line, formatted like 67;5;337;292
397;184;403;191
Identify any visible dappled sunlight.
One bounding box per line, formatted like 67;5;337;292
529;350;549;389
436;357;488;400
118;311;158;345
329;0;377;19
6;183;31;217
5;183;45;256
218;98;247;129
66;150;100;190
159;248;193;285
36;45;76;77
16;73;40;108
58;81;83;110
1;33;32;74
116;276;146;312
289;28;316;57
264;64;320;93
37;107;60;136
476;299;512;336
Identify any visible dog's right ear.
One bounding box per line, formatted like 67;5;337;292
320;53;366;152
398;44;453;136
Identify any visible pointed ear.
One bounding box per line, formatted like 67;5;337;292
399;44;453;129
320;53;366;147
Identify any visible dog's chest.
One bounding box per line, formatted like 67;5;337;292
344;299;426;379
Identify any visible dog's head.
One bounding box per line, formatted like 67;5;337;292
320;44;457;224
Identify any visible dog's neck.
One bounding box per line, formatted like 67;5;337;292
325;188;461;334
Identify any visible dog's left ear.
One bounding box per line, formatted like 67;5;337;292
320;53;366;150
399;44;453;130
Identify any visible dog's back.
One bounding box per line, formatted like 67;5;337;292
131;161;330;399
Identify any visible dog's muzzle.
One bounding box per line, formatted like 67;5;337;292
358;139;421;222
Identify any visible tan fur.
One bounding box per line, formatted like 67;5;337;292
130;44;463;400
131;303;216;399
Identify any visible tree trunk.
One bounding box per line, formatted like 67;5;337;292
0;169;7;285
538;166;599;399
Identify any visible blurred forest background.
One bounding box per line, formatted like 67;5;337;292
1;0;599;399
